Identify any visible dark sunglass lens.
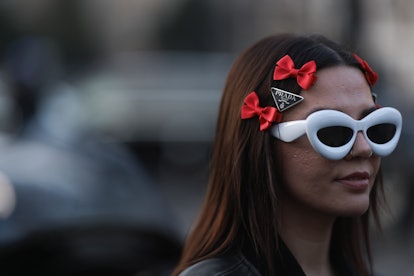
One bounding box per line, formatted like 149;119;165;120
367;123;396;144
317;126;353;147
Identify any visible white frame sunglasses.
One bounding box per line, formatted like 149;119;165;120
270;107;402;160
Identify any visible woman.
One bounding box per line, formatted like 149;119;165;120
173;33;402;276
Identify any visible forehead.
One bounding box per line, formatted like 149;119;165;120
283;66;375;120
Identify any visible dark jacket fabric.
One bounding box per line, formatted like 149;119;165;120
178;239;356;276
179;253;261;276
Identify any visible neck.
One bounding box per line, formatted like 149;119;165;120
279;197;337;276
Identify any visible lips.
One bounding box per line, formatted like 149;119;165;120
336;172;370;190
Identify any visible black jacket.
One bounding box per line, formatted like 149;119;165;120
179;253;261;276
178;240;356;276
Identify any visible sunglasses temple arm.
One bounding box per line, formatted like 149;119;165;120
270;120;307;142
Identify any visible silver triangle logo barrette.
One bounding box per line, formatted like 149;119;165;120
271;87;304;112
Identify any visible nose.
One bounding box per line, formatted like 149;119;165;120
348;132;373;159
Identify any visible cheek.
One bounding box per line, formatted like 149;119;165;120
279;137;331;185
371;157;381;186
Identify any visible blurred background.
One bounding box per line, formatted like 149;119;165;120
0;0;412;275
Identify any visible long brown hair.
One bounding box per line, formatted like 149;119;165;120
173;33;385;276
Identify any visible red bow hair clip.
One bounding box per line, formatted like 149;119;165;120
241;91;282;131
353;53;378;86
273;55;317;90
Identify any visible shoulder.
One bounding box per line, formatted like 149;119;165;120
179;253;261;276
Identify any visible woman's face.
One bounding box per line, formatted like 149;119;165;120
279;66;381;217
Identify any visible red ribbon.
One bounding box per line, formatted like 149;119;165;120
353;53;378;86
273;55;317;90
241;92;282;131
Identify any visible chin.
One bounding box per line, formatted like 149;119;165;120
336;199;371;217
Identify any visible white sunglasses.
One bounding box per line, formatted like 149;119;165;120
270;107;402;160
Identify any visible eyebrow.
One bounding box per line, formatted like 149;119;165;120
306;105;378;119
360;106;378;118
